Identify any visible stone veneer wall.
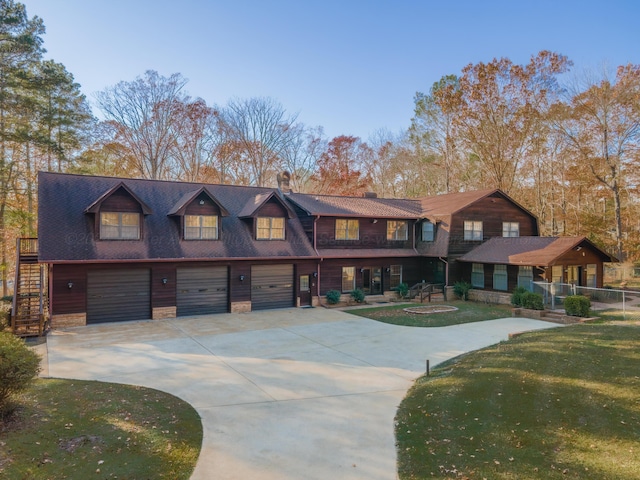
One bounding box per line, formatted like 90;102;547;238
468;289;512;305
231;301;251;313
152;306;176;320
51;313;86;328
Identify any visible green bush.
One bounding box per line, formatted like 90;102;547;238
453;281;472;301
0;331;41;412
510;286;528;307
325;290;342;305
565;295;591;317
521;291;544;310
395;282;409;299
350;288;365;303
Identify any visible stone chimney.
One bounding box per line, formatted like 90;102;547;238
277;171;292;194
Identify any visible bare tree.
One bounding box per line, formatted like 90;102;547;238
218;97;298;186
279;124;325;192
94;70;189;180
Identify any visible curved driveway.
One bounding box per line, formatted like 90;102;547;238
42;308;558;479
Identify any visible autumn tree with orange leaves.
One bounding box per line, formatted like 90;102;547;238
311;135;371;196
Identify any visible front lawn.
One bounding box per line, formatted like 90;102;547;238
396;323;640;479
0;379;202;478
348;300;514;327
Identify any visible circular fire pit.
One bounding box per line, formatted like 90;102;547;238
403;305;458;315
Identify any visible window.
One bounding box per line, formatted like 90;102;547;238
422;221;434;241
185;215;218;240
100;212;140;239
464;221;483;241
387;221;408;241
390;265;402;289
471;263;484;288
586;264;597;288
552;265;563;283
335;219;359;240
256;217;285;240
518;266;533;291
342;267;355;292
503;222;520;237
493;264;508;291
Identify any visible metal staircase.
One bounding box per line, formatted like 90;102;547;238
11;238;48;337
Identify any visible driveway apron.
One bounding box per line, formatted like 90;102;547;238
43;308;559;479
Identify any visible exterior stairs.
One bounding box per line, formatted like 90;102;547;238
11;238;48;337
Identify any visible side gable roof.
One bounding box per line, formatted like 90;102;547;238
287;192;421;218
167;186;230;217
458;236;617;266
417;189;534;220
84;181;153;215
238;191;295;219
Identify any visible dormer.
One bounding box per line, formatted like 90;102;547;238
84;182;152;240
238;191;294;240
167;187;230;240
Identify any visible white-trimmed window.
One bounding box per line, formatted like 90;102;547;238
518;266;533;291
387;221;408;241
342;266;355;292
493;264;508;291
185;215;218;240
471;263;484;288
552;265;563;283
422;221;434;241
503;222;520;237
257;217;285;240
100;212;140;240
390;265;402;289
586;264;597;287
336;219;359;240
464;221;483;241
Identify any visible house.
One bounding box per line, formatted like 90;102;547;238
32;171;615;329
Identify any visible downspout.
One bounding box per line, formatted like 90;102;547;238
314;215;321;301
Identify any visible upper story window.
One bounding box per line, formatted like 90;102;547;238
100;212;140;240
257;217;285;240
464;220;483;241
387;220;408;241
503;222;520;237
422;221;434;242
335;219;359;240
185;215;218;240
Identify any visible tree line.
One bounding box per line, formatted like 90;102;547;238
2;1;639;294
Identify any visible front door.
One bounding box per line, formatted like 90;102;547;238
299;275;311;306
567;265;582;286
363;267;382;295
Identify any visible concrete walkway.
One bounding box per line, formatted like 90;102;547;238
41;308;559;479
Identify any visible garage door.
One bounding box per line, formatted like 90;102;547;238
177;266;228;316
87;269;151;323
251;264;294;310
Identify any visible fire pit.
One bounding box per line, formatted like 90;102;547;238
403;305;458;315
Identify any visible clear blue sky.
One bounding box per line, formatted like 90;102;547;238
23;0;640;140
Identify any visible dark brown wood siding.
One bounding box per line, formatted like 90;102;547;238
256;199;288;217
51;264;87;315
184;194;222;216
100;189;143;212
315;217;415;249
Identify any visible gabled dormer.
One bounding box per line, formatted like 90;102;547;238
168;187;230;240
238;191;294;240
84;182;153;240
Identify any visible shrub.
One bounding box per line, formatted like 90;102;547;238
521;292;544;310
325;290;341;305
453;281;472;301
565;295;591;317
510;286;528;307
0;331;41;412
395;282;409;299
350;288;365;304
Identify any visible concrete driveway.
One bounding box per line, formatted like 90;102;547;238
41;308;559;479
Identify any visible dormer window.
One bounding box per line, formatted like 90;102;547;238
100;212;140;240
257;217;285;240
185;215;218;240
422;221;434;241
387;220;408;241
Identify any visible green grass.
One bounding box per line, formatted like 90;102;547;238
0;379;202;478
396;323;640;479
348;300;514;327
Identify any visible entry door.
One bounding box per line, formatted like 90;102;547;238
363;267;382;295
299;275;311;306
567;266;582;285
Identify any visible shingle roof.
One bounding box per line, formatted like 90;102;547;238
38;172;316;262
287;193;421;218
417;189;498;218
458;236;617;266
